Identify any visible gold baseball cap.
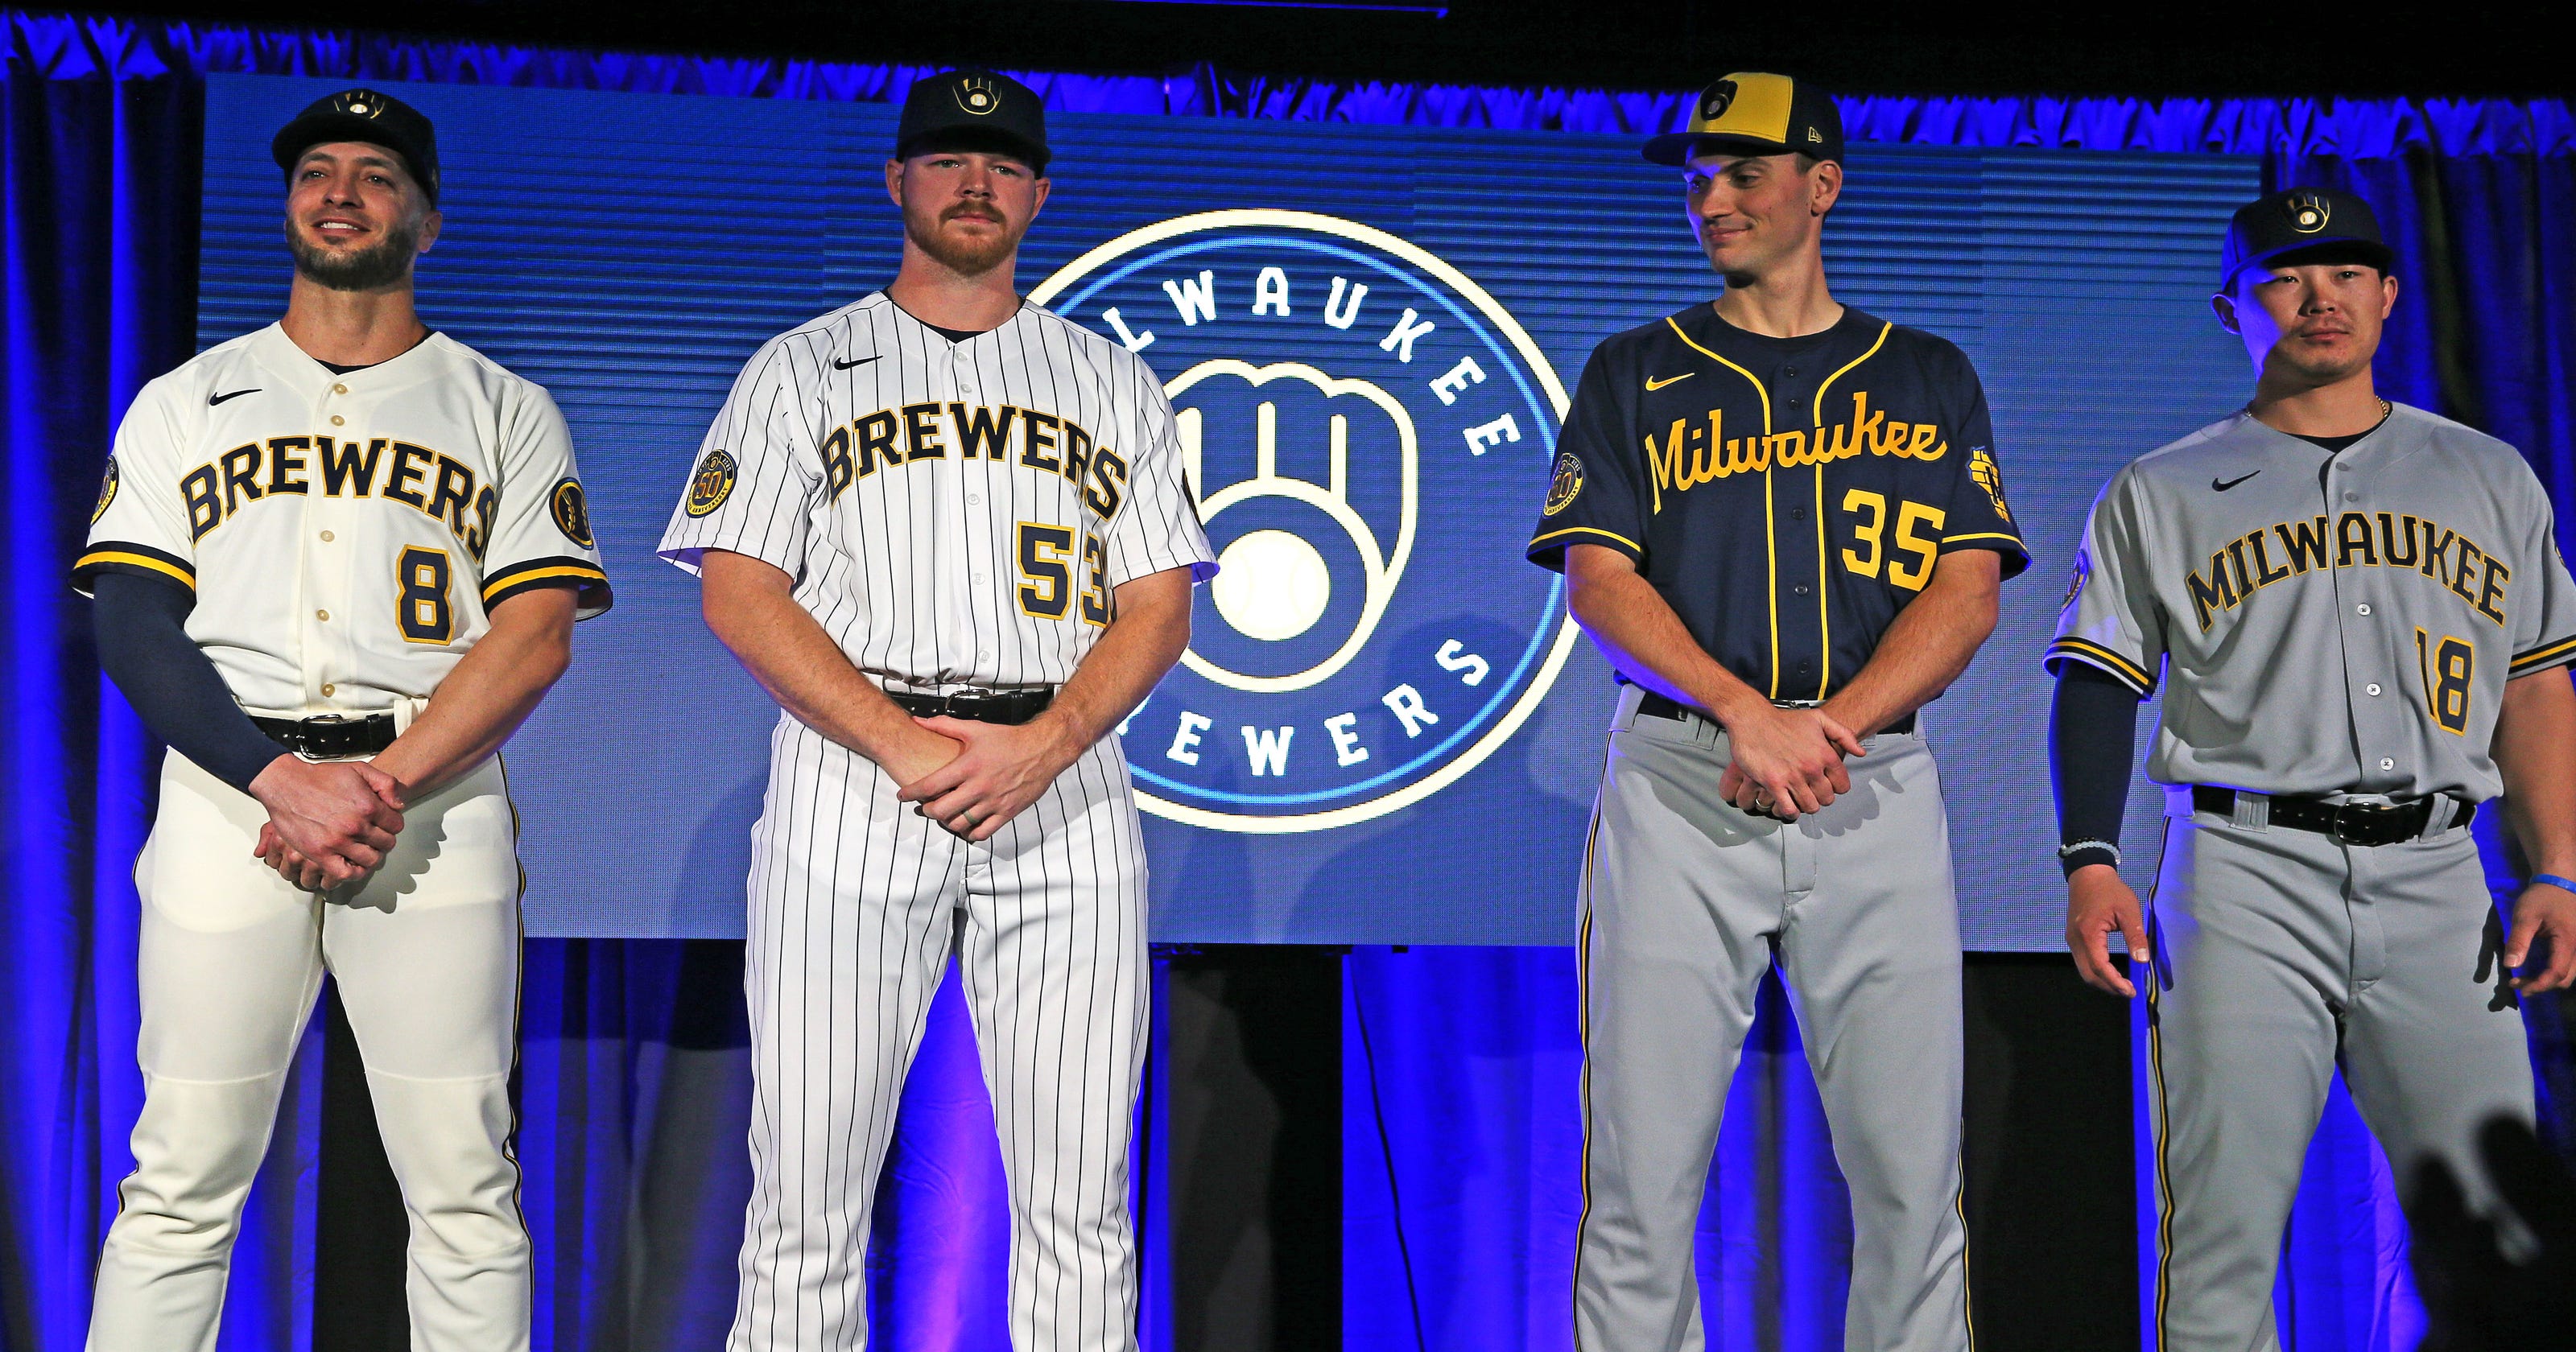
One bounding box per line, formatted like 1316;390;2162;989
1643;72;1844;167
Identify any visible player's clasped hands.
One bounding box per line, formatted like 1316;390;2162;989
245;756;407;892
1716;703;1864;820
897;715;1083;843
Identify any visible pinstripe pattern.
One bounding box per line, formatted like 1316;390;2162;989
669;294;1205;1351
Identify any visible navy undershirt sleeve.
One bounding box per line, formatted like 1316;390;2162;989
2050;662;2144;876
93;571;292;793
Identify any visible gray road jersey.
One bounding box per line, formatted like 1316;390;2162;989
2048;402;2576;801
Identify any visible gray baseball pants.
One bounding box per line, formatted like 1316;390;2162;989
2144;795;2532;1352
1575;685;1971;1352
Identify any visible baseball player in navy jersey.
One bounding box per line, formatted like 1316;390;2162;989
75;89;609;1350
2050;188;2576;1351
658;70;1212;1351
1527;73;2026;1351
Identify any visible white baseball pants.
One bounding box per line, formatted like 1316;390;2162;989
87;750;529;1352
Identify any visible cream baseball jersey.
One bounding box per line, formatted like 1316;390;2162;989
2048;402;2576;799
75;324;613;713
656;294;1215;686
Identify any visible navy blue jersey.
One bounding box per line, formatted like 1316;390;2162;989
1528;304;2029;702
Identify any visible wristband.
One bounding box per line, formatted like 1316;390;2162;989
2534;873;2576;895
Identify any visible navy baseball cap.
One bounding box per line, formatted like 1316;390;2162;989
895;69;1050;174
2219;187;2396;288
271;88;440;205
1644;72;1844;167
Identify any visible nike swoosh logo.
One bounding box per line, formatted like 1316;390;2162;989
1645;373;1694;390
2212;471;2260;492
208;389;261;405
833;355;881;370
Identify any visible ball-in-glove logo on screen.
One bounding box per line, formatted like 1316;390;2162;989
1033;211;1578;833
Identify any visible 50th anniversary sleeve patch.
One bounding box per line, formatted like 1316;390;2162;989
1542;451;1584;516
684;449;737;517
1030;209;1579;834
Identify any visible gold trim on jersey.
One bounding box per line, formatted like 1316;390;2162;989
1662;315;1781;696
480;560;608;604
2046;637;2155;695
1529;525;1643;556
2511;633;2576;674
73;545;196;590
1942;531;2026;548
1806;323;1889;698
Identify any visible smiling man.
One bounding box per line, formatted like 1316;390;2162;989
1526;72;2025;1351
2050;188;2576;1350
76;88;609;1350
658;68;1211;1352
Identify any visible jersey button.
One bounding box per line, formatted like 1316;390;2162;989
2344;491;2359;501
2380;757;2396;771
319;530;334;542
1794;585;1811;596
320;683;335;696
316;609;329;621
972;573;987;585
967;493;981;505
2357;603;2372;616
329;414;345;426
2367;683;2383;696
332;383;349;394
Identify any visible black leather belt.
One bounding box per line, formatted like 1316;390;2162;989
251;712;398;760
887;686;1054;725
2191;785;2475;846
1637;690;1914;737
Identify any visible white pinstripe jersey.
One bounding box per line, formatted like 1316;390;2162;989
76;323;613;715
658;294;1215;691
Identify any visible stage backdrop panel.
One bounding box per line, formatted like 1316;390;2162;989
199;73;2257;946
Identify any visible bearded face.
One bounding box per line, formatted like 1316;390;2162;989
890;149;1046;279
287;209;424;292
282;142;437;294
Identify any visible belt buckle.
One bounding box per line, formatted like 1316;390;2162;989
2333;801;2409;847
943;690;992;721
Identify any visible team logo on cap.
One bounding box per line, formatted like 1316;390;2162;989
93;455;119;525
1032;210;1577;833
2285;191;2332;234
549;476;594;546
1697;80;1740;124
955;75;1001;116
335;89;385;118
684;449;737;517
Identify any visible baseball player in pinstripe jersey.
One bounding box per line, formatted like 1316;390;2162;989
2050;188;2576;1350
658;70;1212;1350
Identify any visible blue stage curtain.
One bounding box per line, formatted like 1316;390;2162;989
8;10;2576;1350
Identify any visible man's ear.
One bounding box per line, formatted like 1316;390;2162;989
885;159;905;208
2211;290;2241;336
2380;271;2401;319
1810;159;1843;216
415;209;443;254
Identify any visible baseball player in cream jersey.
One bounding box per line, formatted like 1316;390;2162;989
74;90;608;1350
658;71;1211;1350
2050;188;2576;1350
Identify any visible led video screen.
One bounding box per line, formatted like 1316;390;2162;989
200;73;2259;946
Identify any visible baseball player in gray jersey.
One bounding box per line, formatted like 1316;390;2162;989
658;70;1212;1351
2050;187;2576;1350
